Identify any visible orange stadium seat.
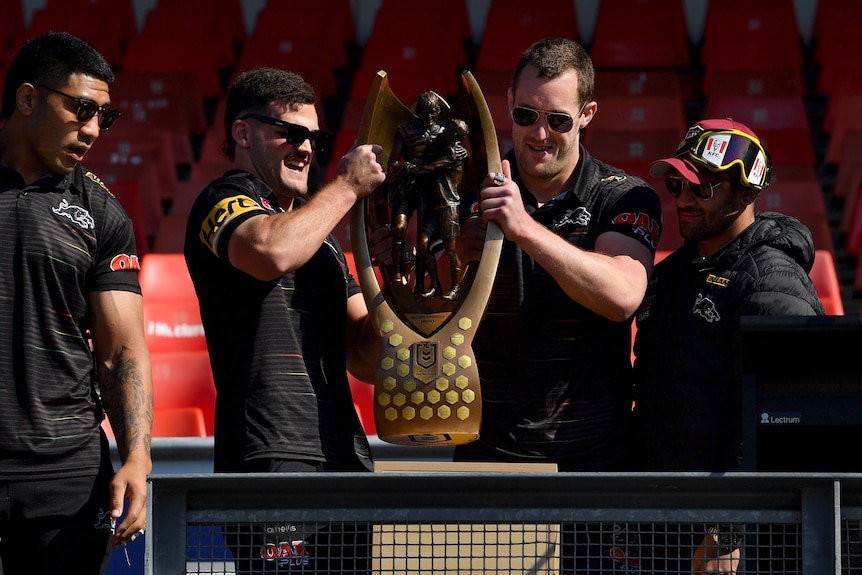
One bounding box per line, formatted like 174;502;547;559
590;0;690;69
150;350;216;435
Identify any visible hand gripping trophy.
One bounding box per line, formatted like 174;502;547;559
351;71;502;446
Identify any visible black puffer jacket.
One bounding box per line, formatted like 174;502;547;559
632;212;825;471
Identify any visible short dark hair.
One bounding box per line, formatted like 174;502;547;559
222;67;318;161
513;37;594;111
1;32;114;121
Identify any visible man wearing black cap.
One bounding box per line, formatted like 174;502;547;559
631;118;824;572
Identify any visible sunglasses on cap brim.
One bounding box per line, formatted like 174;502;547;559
674;127;772;190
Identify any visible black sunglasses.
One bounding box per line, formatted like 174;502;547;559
34;83;121;130
511;106;575;133
240;113;334;152
664;176;724;200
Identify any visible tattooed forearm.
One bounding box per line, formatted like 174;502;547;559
100;351;153;462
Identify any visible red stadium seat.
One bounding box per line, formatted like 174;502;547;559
111;70;208;137
139;0;239;70
704;96;814;167
233;35;343;99
121;35;225;100
582;129;681;183
150;350;216;435
253;0;355;47
170;181;206;216
152;407;208;438
823;97;862;166
481;0;579;44
589;96;688;134
105;180;150;257
704;69;806;98
26;0;135;68
809;250;845;316
139;253;197;302
594;70;684;99
700;0;802;95
83;161;164;239
354;33;464;102
143;298;205;353
591;0;690;69
151;213;190;254
85;130;180;207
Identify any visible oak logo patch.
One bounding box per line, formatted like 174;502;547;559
612;211;660;248
199;194;264;254
705;273;730;287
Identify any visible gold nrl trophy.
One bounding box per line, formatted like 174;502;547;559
350;70;503;446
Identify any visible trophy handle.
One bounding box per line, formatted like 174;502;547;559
350;70;503;446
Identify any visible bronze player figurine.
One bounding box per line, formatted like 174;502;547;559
413;118;470;301
386;91;447;288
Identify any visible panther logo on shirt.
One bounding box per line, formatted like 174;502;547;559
53;198;95;230
693;293;721;323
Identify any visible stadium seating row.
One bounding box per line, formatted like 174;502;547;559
6;0;857;437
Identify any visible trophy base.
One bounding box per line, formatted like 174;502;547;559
376;430;479;447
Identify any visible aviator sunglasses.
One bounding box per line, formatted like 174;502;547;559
34;83;121;130
511;106;576;133
664;176;724;200
240;113;334;152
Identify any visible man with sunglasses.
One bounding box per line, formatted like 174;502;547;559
631;118;824;572
184;67;385;572
450;37;662;573
0;32;152;574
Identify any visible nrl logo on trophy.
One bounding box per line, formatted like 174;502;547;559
350;70;503;446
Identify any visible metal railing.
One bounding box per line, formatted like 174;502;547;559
146;471;862;574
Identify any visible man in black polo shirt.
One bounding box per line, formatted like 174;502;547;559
184;67;385;572
0;33;153;574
